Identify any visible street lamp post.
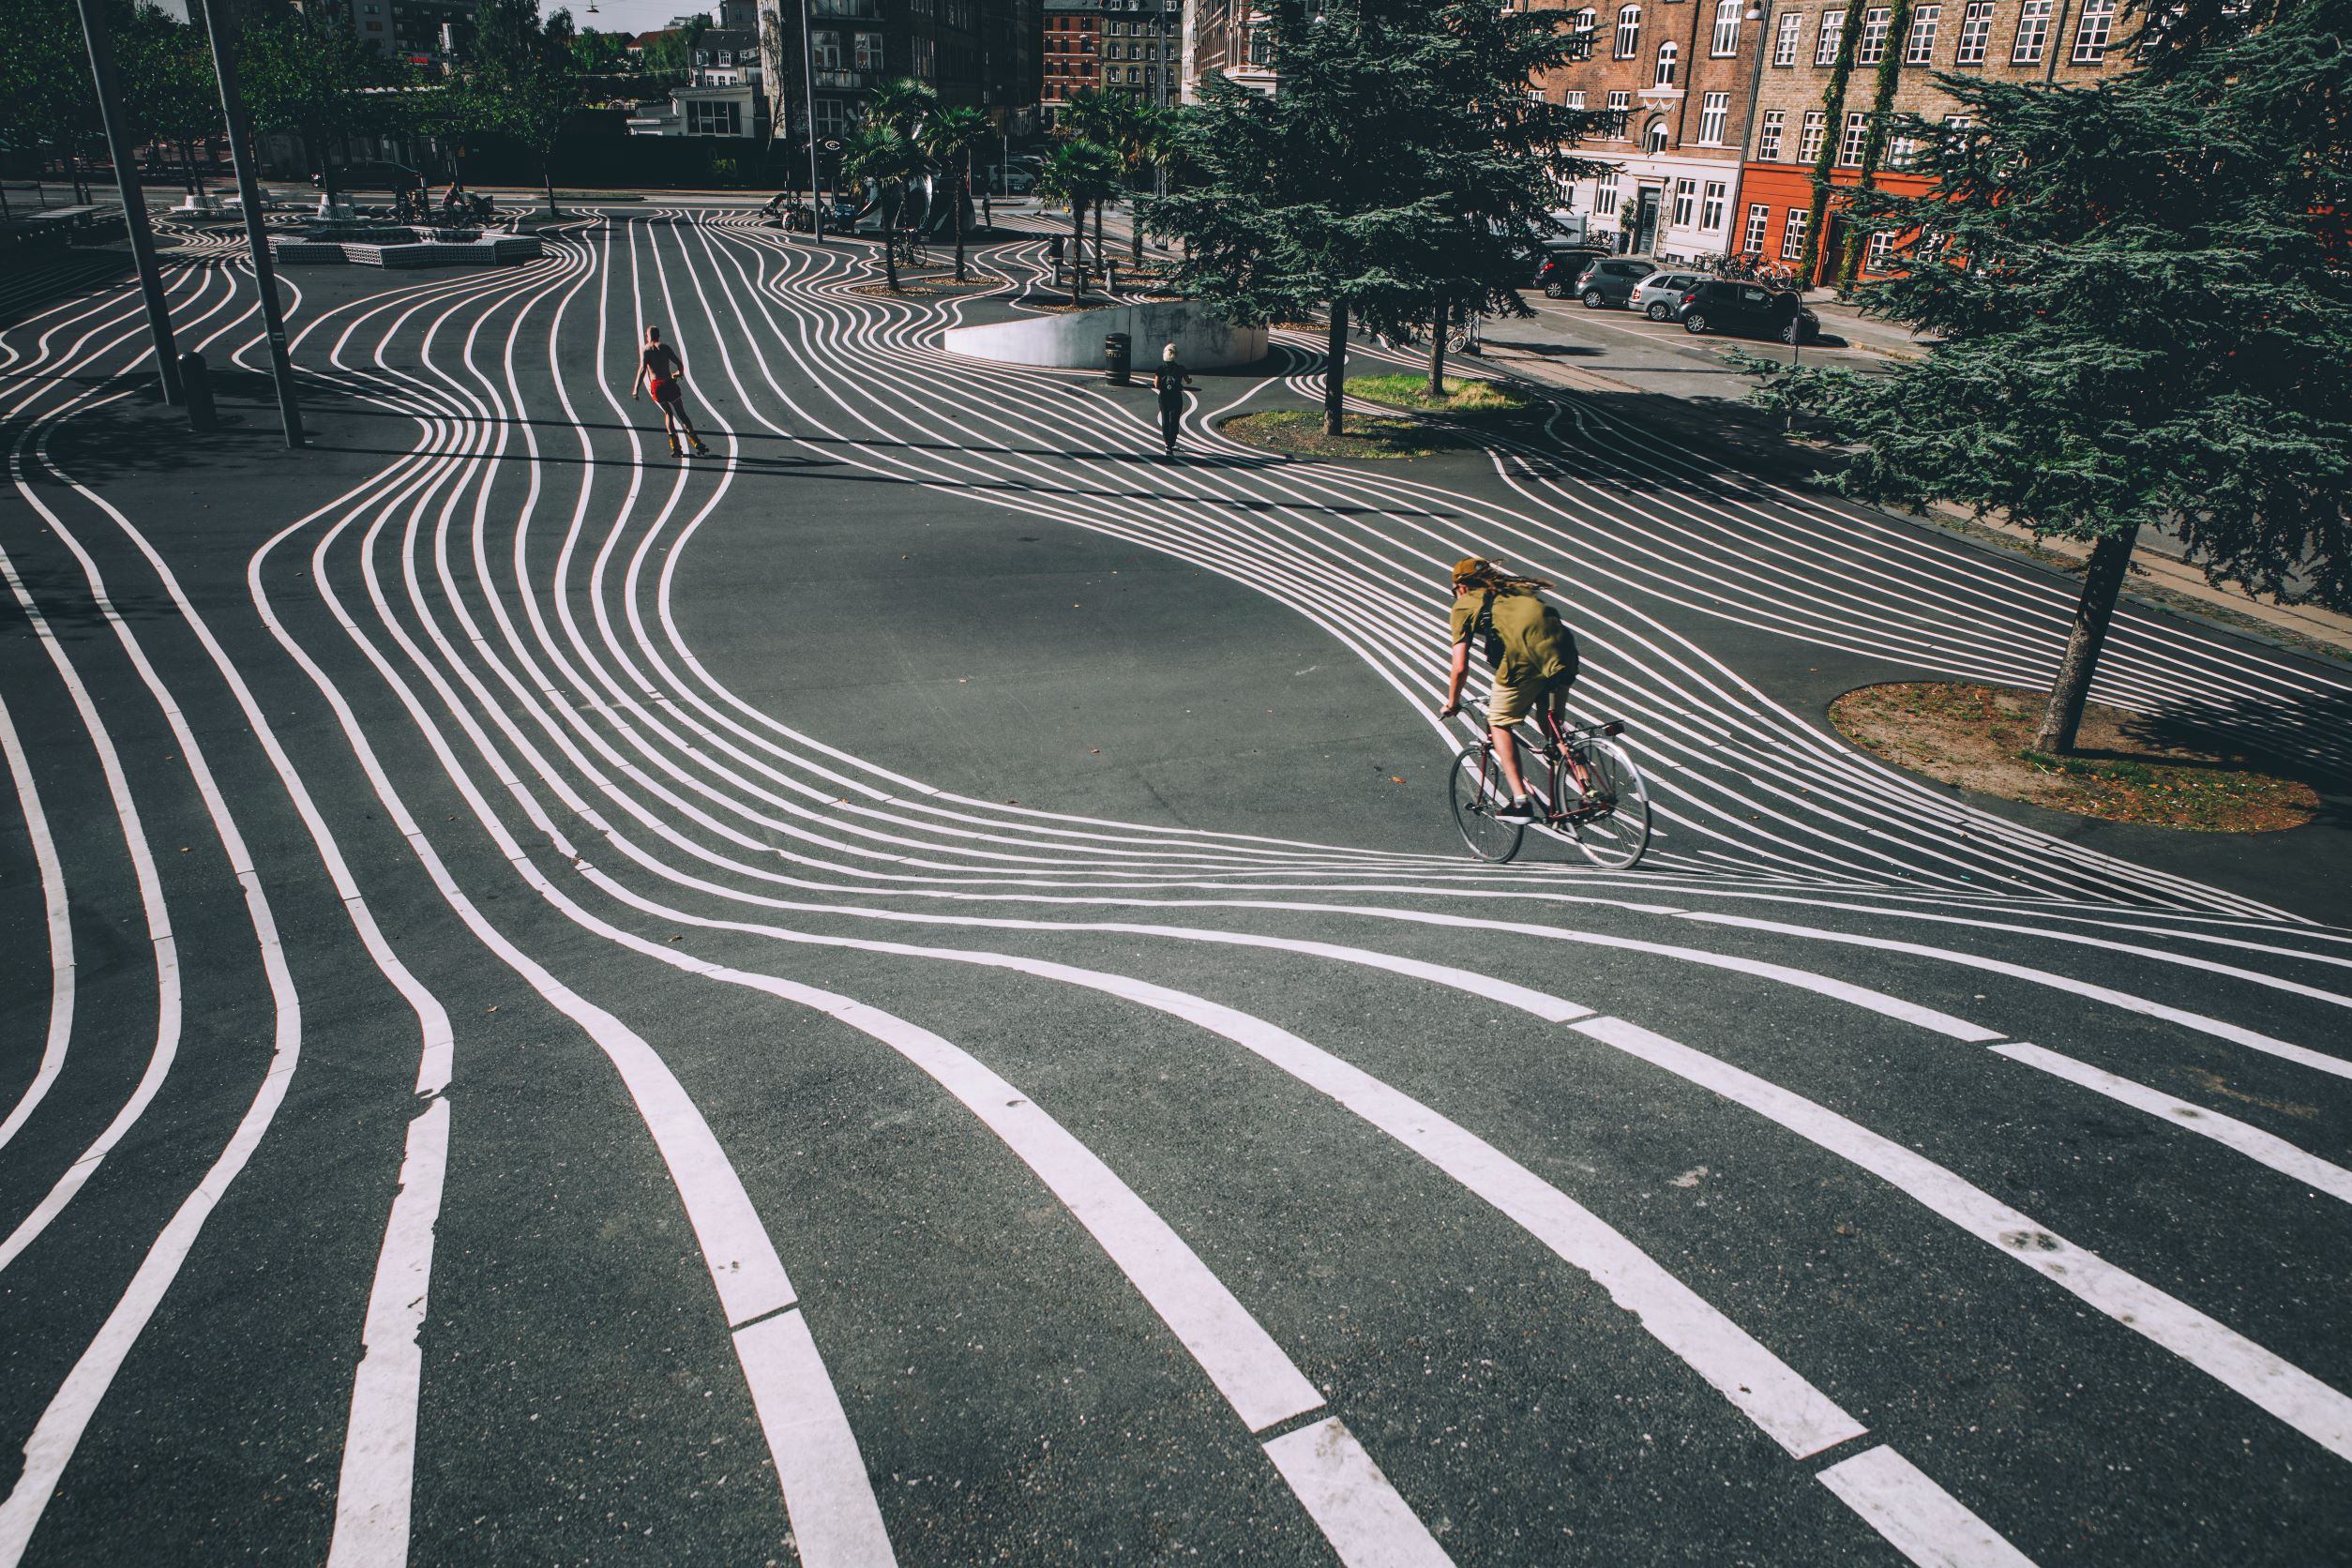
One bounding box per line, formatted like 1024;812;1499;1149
800;0;824;240
192;0;304;446
72;0;184;409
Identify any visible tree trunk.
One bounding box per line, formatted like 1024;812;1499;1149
542;144;558;220
1093;200;1103;276
1426;297;1447;401
952;169;966;280
2032;525;2139;754
1069;201;1085;306
885;189;902;290
1129;183;1143;265
1322;301;1349;438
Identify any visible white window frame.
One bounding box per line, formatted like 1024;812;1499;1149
1595;169;1622;216
1773;9;1802;63
1564;89;1587;109
2071;0;2115;60
1905;3;1939;61
1606;88;1633;134
853;30;882;68
1654;39;1678;84
1700;180;1726;230
1856;5;1891;61
1742;202;1771;252
1815;9;1845;65
1838;109;1868;166
1864;230;1894;272
1955;0;1992;61
1782;206;1809;261
1798;108;1826;162
1756;108;1786;158
1671;177;1696;226
1642;117;1670;153
1614;4;1641;58
1697;90;1729;143
2011;0;2051;61
1711;0;1741;54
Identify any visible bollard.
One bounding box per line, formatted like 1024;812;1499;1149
179;351;217;432
1105;332;1132;386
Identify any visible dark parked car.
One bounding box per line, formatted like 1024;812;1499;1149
315;160;422;197
1570;255;1662;308
1677;279;1820;342
1533;247;1610;297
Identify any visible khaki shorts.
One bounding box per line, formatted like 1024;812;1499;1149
1487;671;1575;730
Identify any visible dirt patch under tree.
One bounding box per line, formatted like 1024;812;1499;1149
1830;682;2319;833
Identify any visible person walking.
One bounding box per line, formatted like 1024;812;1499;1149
630;324;710;459
1152;343;1192;460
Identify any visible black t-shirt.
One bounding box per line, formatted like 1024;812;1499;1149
1153;363;1188;405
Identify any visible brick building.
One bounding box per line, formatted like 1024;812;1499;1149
1044;0;1179;122
1738;0;2132;280
1530;0;1769;263
1179;0;1273;98
760;0;1038;142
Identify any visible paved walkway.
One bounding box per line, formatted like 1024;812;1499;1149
0;207;2345;1568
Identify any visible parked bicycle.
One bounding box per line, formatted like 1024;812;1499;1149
1448;711;1651;867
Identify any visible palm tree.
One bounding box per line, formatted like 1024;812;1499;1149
920;104;988;281
838;124;928;291
1037;139;1123;307
1063;91;1172;266
861;75;938;139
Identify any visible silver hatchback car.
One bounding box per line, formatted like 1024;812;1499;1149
1630;269;1711;321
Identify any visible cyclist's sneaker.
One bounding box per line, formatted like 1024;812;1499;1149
1495;797;1536;822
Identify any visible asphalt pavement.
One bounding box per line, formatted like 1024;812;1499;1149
0;210;2347;1568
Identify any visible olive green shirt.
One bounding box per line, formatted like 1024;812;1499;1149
1449;588;1576;684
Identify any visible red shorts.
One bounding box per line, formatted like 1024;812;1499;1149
648;375;678;406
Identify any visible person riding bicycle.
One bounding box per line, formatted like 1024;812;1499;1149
1439;557;1590;822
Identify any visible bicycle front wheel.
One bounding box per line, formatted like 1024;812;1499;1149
1567;736;1651;869
1449;748;1523;863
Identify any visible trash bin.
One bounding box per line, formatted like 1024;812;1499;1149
1105;332;1132;385
179;351;217;432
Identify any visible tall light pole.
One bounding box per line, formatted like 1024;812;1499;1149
800;0;825;239
193;0;304;446
73;0;184;408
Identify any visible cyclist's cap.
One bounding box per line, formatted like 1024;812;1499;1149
1451;556;1492;582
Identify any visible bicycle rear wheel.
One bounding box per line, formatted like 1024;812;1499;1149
1565;737;1651;868
1449;748;1523;863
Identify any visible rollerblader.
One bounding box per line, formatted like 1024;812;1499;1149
1152;343;1192;460
631;324;709;458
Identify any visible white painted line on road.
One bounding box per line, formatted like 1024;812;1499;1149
1815;1445;2038;1568
1570;1015;2352;1462
732;1310;898;1566
824;995;1327;1432
1672;911;2352;1078
1991;1044;2352;1207
0;683;72;1155
1261;1418;1456;1568
329;1096;450;1568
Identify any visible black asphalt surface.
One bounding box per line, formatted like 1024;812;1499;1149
0;210;2348;1568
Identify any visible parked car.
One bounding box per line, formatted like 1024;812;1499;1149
1571;254;1662;308
1533;246;1610;297
988;164;1036;195
316;160;422;197
1676;279;1820;342
1629;268;1711;320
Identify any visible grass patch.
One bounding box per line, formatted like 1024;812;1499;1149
1347;374;1531;417
1219;409;1457;460
1830;681;2320;833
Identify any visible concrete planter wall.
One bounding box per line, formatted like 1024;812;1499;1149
943;300;1269;371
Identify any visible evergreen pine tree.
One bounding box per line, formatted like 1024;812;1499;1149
1752;3;2352;752
1151;0;1603;433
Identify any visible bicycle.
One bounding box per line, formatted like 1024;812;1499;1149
1448;711;1651;867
